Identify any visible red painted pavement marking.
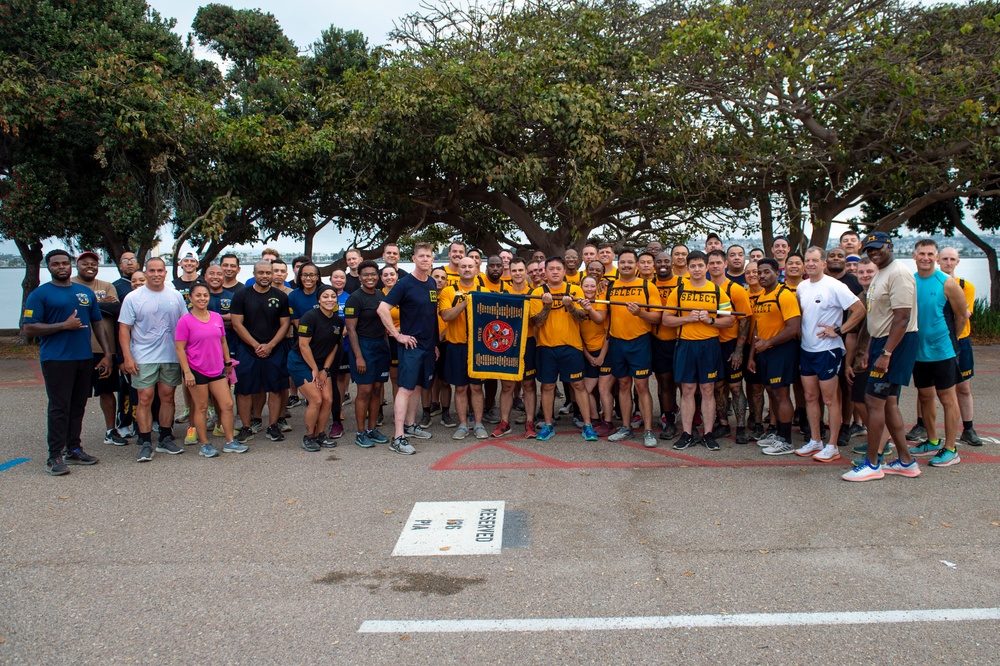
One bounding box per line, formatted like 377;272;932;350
0;361;44;387
432;428;1000;471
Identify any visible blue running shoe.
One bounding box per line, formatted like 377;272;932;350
536;423;555;441
929;447;960;467
582;424;597;441
909;441;942;457
367;429;389;444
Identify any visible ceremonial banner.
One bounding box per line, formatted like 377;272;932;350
467;291;529;380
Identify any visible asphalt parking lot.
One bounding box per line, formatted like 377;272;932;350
2;348;999;664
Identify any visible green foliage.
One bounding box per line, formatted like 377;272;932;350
971;297;1000;337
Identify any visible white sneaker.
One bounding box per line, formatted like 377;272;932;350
795;440;823;457
762;438;795;455
812;444;841;463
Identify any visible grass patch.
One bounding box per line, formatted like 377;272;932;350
970;298;1000;345
0;337;39;360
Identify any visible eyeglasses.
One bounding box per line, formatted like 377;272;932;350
121;258;138;263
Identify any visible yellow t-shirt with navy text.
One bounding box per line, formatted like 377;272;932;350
438;283;485;344
654;275;680;342
664;279;731;341
718;280;751;344
528;282;585;350
606;277;662;341
752;285;801;341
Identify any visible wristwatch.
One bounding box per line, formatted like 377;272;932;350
833;325;843;337
881;349;892;357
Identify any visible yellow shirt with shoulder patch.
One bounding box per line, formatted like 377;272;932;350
438;284;482;344
528;282;585;350
718;280;751;344
664;278;731;341
956;276;974;339
653;276;679;341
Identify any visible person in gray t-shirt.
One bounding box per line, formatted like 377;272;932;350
119;257;188;460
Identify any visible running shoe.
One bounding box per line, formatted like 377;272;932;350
608;427;635;442
582;424;598;442
734;427;749;446
46;457;69;476
853;441;871;454
265;424;284;442
174;408;190;424
661;421;678;440
223;440;249;454
474;424;489;439
762;438;795;456
960;428;983;447
367;429;389;444
703;432;720;451
643;430;657;448
185;427;198;445
524;422;538;439
419;409;432;428
849;423;867;439
405;424;433;440
795;440;824;457
929;447;961;467
836;424;851;448
327;422;344;439
236;426;254;444
909;441;942;457
429;402;443;417
390;436;416;455
558;402;574;416
491;421;512;438
595;421;615;438
317;432;338;448
440;412;458;428
905;424;928;442
104;430;127;446
812;444;841;463
512;397;525;413
483;408;501;425
852;452;884;467
672;432;694;450
276;418;293;433
452;424;470;440
156;437;183;455
249;418;263;434
630;412;643;430
199;443;219;458
756;430;782;448
213;424;226;438
286;396;301;409
841;458;885;482
353;432;373;449
536;423;555;441
65;448;98;465
711;423;732;439
883;458;921;477
136;444;154;462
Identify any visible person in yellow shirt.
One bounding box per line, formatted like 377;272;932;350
564;248;583;286
493;257;539;438
662;250;734;451
747;258;802;454
443;241;466;288
605;250;663;447
597;243;620;281
708;249;753;445
438;257;490;439
652;251;679;440
938;246;981;445
528;257;598;442
637;251;656;282
743;261;767;440
579;275;612;436
671;244;689;278
429;266;454;427
783;252;805;291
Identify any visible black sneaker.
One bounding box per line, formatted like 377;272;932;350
276;417;293;433
65;448;99;465
703;433;720;451
266;424;284;441
661;421;678;440
672;432;694;450
440;412;458;428
46;457;69;476
103;430;128;446
155;437;183;455
136;444;153;462
961;428;983;446
317;433;338;448
377;407;384;426
249;418;263;434
236;426;255;443
750;423;766;441
735;427;749;445
286;395;302;409
419;409;432;428
512;397;525;413
301;435;321;452
837;424;851;448
711;423;731;439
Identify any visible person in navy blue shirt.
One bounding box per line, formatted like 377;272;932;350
378;242;439;455
23;249;113;475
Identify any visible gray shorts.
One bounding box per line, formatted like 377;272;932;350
133;363;182;389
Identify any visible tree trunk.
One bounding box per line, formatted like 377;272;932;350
784;189;805;252
304;225;316;260
759;193;774;253
949;201;999;309
14;239;43;344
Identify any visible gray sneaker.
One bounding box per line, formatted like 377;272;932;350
960;427;983;446
136;444;153;462
199;443;219;458
223;440;249;454
453;424;470;440
156;437;183;455
474;424;489;439
642;430;658;448
390;436;416;455
905;424;928;442
482;408;501;425
404;424;433;440
608;427;635;442
762;438;795;456
756;431;781;448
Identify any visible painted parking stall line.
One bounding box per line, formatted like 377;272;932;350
359;607;1000;634
392;501;505;556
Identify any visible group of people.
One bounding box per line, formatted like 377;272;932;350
24;229;983;482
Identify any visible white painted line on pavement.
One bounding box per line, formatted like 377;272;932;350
359;608;1000;633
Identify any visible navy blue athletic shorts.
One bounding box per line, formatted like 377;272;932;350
608;335;652;379
758;339;798;388
398;345;436;391
235;343;288;395
799;348;843;381
536;345;585;384
350;336;390;385
444;342;480;387
651;338;676;376
673;338;722;385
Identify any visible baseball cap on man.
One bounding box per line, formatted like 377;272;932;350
181;251;200;261
77;251;100;263
862;231;892;250
846;255;861;264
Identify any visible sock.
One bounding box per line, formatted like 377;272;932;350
963;420;973;430
139;431;151;445
928;439;939;446
778;422;792;442
916;416;925;427
159;426;172;440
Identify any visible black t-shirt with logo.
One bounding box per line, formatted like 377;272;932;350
381;273;438;349
230;286;289;352
297;308;342;362
344;288;387;339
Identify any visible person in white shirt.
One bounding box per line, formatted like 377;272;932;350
794;247;866;462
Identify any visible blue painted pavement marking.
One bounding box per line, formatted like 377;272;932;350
0;458;31;472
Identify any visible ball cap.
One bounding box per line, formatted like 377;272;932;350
77;251;100;263
181;251;200;260
862;231;892;250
